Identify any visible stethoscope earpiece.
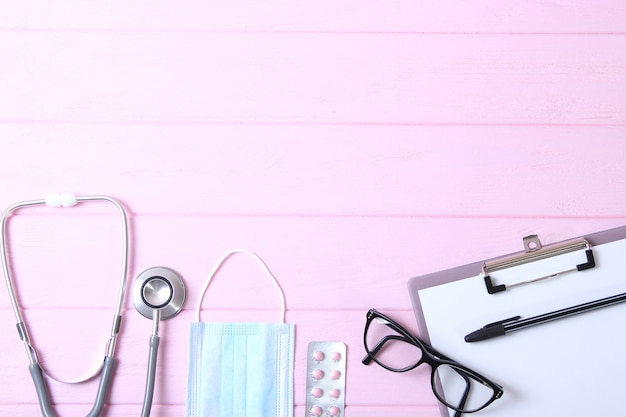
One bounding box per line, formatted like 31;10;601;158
132;266;186;321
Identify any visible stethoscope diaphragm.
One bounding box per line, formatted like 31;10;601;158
132;266;186;320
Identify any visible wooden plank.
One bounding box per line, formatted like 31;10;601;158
1;216;622;311
0;132;625;217
1;33;625;124
1;0;625;33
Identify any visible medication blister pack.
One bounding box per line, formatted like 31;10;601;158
305;341;347;417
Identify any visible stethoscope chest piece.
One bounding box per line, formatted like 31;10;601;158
132;266;186;417
133;267;186;320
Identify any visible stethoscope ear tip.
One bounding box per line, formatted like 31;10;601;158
132;267;186;321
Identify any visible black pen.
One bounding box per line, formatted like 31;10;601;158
464;291;626;342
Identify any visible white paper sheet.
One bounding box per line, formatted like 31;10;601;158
417;238;626;417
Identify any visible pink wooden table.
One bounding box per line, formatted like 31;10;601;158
1;1;626;416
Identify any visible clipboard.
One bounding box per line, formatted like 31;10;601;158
407;225;626;417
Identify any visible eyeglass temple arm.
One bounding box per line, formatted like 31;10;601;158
451;372;471;417
362;334;408;365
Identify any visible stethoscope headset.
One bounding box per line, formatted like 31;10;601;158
0;193;186;417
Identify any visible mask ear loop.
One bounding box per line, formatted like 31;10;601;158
195;249;287;323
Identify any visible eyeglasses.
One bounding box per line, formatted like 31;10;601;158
362;309;503;416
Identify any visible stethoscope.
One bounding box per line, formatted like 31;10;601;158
0;193;186;417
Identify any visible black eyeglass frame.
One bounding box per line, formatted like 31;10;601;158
362;308;503;415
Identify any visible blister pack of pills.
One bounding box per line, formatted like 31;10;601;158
305;341;347;417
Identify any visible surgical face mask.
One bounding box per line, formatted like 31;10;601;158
186;249;295;417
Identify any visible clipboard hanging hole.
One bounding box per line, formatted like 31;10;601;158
523;235;542;252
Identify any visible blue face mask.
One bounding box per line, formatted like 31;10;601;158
186;250;295;417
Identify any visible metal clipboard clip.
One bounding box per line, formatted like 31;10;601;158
483;235;596;294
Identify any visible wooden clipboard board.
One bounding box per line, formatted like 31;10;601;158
407;225;626;417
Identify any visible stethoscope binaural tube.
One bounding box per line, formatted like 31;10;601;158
0;193;129;417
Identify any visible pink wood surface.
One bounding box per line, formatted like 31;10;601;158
1;1;626;416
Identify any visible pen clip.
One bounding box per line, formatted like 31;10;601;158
484;315;521;328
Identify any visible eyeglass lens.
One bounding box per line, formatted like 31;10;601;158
364;317;423;370
433;364;496;413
